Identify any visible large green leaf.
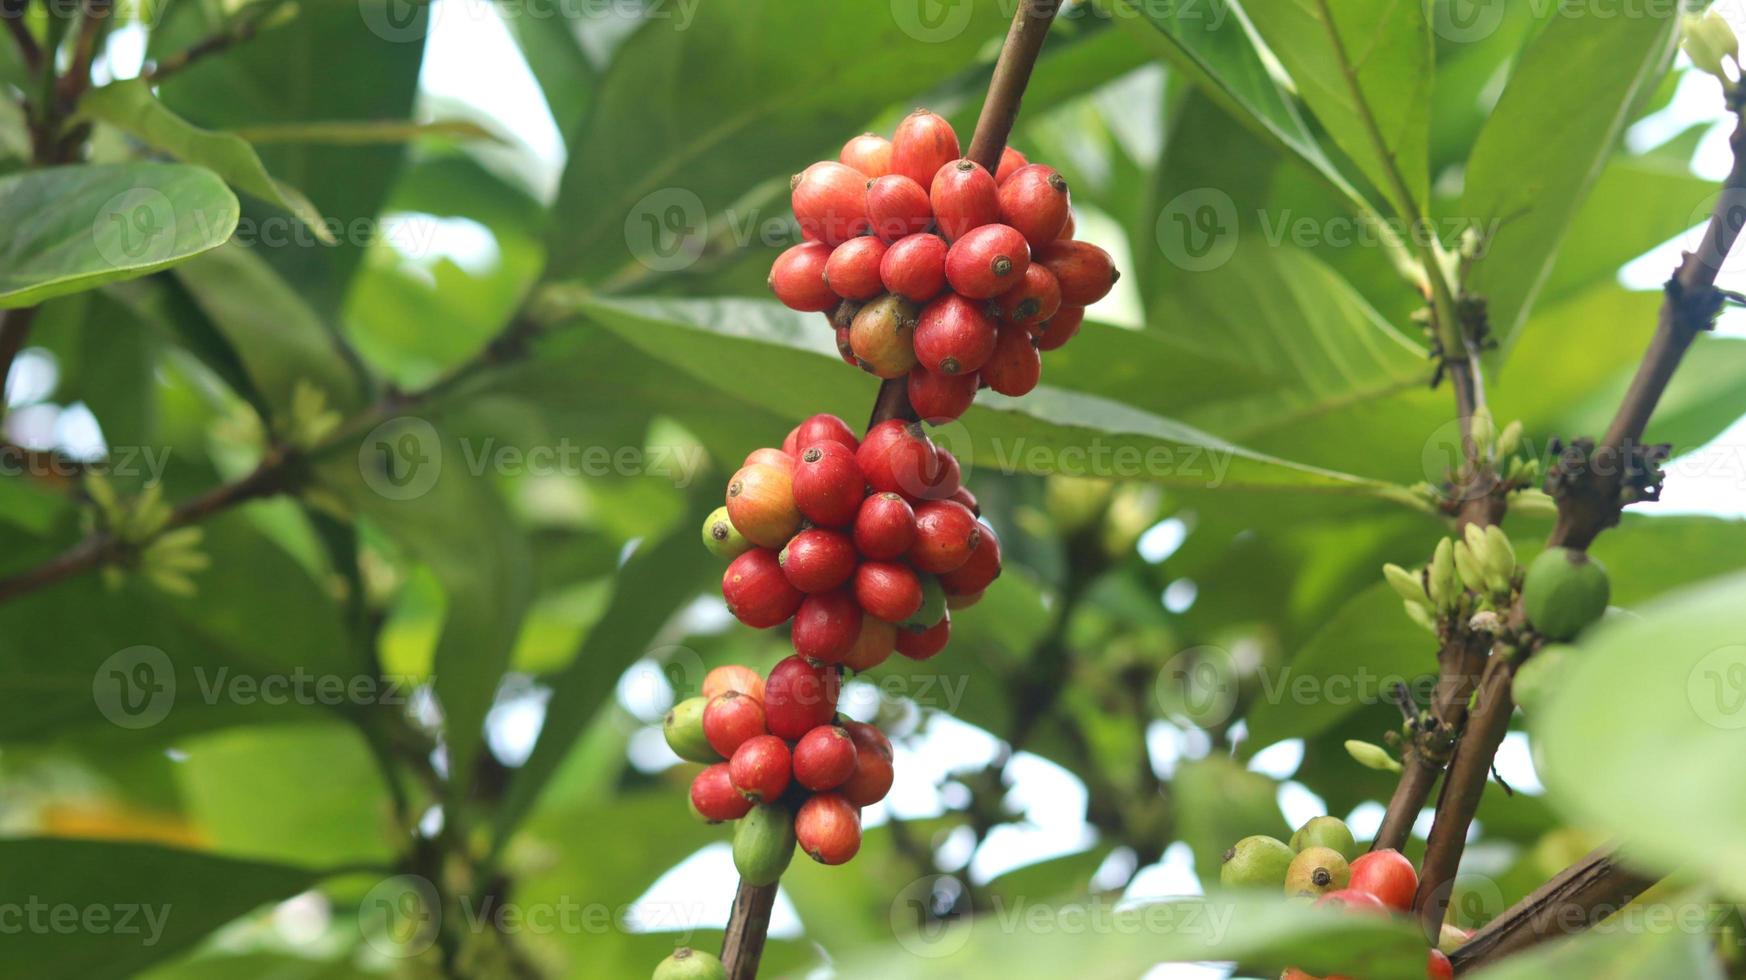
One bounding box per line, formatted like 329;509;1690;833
1460;1;1678;351
0;163;237;308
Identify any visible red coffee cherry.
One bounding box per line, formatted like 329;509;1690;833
791;588;864;663
914;292;997;376
929;159;999;242
823;236;888;301
834;325;857;366
1058;208;1076;239
995;146;1028;184
866;174;934;243
993;263;1061;329
946;589;983;610
839;722;894;805
793;725;858;791
779;527;857;593
703;664;764;702
909;500;981;574
769;242;837;312
879;233;949;302
791;444;865;529
702;691;767;757
839;132;892;177
1348;849;1418;913
764;655;841;739
722;548;804;628
795;792;862;865
938;521;1000;594
690;763;754;822
849;294;920;379
910;442;960;502
725;463;800;548
791;161;869;246
996;164;1071;247
895;612;950;660
1314;888;1390;916
1427;949;1454;980
949;485;979;516
792;413;859;453
1035;305;1084;351
853;491;916;560
856;419;941;499
889;108;960;192
854;561;924;622
980;324;1042;397
729;734;792;803
1035;239;1118;306
743;447;795;474
841;616;897;672
907;366;978;423
945;223;1030;299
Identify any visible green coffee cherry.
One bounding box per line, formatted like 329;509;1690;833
1219;835;1295;889
1289;816;1357;861
663;696;721;764
1284;846;1350;899
901;573;947;631
653;946;727;980
733;802;797;886
702;506;752;560
1522;548;1610;640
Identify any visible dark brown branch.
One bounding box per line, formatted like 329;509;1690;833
55;0;110;107
720;881;777;980
2;0;40;73
0;305;41;421
1449;847;1656;972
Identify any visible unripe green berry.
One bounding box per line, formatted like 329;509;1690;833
1283;846;1350;899
1522;547;1610;640
1289;816;1357;861
653;946;727;980
1219;835;1295;889
701;506;752;560
663;696;721;764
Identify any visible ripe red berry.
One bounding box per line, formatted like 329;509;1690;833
769;242;837;312
792;413;858;453
823;236;888;301
702;691;767;757
949;485;979;516
1427;949;1454;980
945;223;1030;299
790;443;865;528
1058;209;1076;239
856;420;941;499
993;263;1061;328
791;161;869;246
879;232;949;302
1035;305;1084;351
764;655;841;739
722;548;804;628
854;561;923;622
779;527;857;593
995;145;1028;184
866;174;934;243
1348;849;1418;913
996;164;1071;247
923;444;962;501
890;109;960;191
1314;888;1390;916
946;589;983;610
703;664;764;702
849;293;920;379
729;734;792;803
1035;239;1118;306
909;500;981;574
907;366;978;423
914;292;997;376
980;323;1042;397
791;588;863;663
839;722;894;805
938;520;1000;594
743;447;795;474
842;615;897;672
930;159;999;241
839;132;892;177
793;725;858;791
835;325;857;365
853;491;916;560
725;463;800;548
795;792;862;865
895;612;950;660
690;763;754;822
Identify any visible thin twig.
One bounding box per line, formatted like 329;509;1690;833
1449;847;1656;971
141;9;273;84
2;0;40;73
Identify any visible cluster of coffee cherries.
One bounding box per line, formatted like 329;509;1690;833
701;412;1001;665
767;108;1119;420
1220;816;1464;979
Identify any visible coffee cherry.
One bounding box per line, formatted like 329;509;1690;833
791;161;869;246
764;654;841;740
856;420;941;499
703;664;765;702
701;506;752;561
945;223;1030;299
654;946;728;980
722;548;804;628
879;232;949;302
996;164;1071;247
779;527;857;593
1035;305;1084;351
1427;949;1454;980
839;132;892;177
793;725;858;791
791;444;865;528
1284;846;1351;899
842;615;897;672
909;500;981;574
938;520;1000;594
664;696;720;763
923;444;963;500
844;719;893;760
901;572;947;630
890;108;960;191
950;485;980;516
1035;239;1118;305
946;589;983;610
689;763;751;823
702;691;767;757
1058;209;1076;239
743;447;796;474
895;612;949;660
930;159;999;241
729;734;792;803
854;561;924;622
1220;835;1295;888
1522;547;1610;640
791;413;859;453
1290;816;1358;860
725;463;800;548
835;325;857;366
1438;924;1472;955
980;324;1042;397
866;175;934;243
1348;848;1417;912
780;425;801;455
824;236;889;301
733;802;797;887
795;792;862;865
993;263;1061;328
849;293;920;379
839;723;894;805
769;242;838;312
914;292;997;376
791;589;863;663
853;491;916;560
994;145;1028;185
907;366;978;423
1314;889;1390;916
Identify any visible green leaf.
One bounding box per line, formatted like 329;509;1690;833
1241;0;1433;221
80;80;335;244
1533;571;1746;899
1466;909;1722;980
1174;756;1289;876
1460;2;1678;351
0;838;321;979
0;163;237;308
225;119;503;146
